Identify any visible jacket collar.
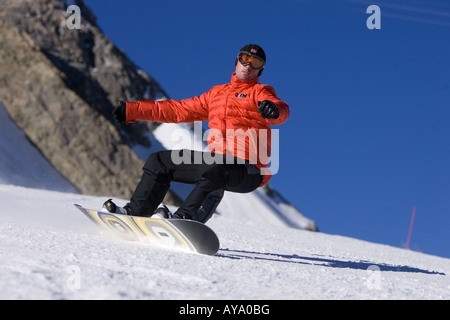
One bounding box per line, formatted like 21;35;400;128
230;72;259;88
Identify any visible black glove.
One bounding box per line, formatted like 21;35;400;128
257;100;279;119
113;100;127;124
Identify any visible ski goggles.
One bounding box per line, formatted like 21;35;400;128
237;52;265;70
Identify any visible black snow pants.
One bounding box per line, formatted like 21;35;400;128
125;149;263;222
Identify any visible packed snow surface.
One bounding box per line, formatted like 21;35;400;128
0;184;449;300
1;100;449;299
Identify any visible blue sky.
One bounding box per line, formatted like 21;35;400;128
86;0;450;259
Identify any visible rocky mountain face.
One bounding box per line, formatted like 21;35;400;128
0;0;316;230
0;0;173;199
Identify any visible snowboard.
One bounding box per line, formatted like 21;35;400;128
74;204;220;255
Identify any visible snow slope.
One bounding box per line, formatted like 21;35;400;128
0;101;78;193
0;184;449;300
1;100;449;300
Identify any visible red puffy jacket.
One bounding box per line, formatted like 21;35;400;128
126;72;289;186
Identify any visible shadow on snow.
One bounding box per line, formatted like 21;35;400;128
216;248;445;275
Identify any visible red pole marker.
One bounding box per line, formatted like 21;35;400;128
406;207;416;250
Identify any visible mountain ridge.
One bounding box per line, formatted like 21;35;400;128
0;0;167;198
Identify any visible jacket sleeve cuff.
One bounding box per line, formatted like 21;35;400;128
269;102;289;125
125;101;138;124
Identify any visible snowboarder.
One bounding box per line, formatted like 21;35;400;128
104;44;289;223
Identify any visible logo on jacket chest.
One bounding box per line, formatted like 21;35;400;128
236;93;248;98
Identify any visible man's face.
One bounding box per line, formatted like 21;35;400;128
235;59;260;81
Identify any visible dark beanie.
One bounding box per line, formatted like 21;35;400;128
236;44;266;76
239;44;266;63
